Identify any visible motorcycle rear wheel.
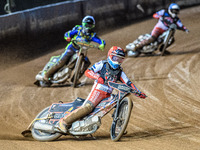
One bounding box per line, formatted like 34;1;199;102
73;54;83;88
110;97;133;141
31;107;62;141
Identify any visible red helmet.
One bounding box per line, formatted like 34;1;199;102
107;46;125;69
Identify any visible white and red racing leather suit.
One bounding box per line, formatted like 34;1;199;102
61;60;146;126
84;60;144;107
151;9;188;38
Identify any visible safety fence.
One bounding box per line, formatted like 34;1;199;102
0;0;200;59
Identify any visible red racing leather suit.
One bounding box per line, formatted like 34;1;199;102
84;60;146;107
61;60;146;126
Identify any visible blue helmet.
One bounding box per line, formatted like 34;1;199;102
107;46;125;69
168;3;180;18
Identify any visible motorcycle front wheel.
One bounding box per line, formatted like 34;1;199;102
31;107;62;141
160;30;174;56
110;97;133;141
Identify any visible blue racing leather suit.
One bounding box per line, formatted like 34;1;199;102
43;25;106;80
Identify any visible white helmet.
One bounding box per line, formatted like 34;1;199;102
168;3;180;18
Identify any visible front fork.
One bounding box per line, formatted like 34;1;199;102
112;93;126;123
164;29;175;46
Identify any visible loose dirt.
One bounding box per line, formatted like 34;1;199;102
0;6;200;150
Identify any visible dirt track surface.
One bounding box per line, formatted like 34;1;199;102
1;6;200;150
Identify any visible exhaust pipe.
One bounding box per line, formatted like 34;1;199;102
34;122;55;133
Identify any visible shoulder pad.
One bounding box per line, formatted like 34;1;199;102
72;25;82;31
175;16;180;20
91;32;96;37
164;12;170;17
102;60;107;64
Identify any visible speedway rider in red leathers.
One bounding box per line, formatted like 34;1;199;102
133;3;189;55
57;46;147;133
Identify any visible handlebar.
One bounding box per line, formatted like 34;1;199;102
108;81;140;95
169;23;177;30
72;39;99;50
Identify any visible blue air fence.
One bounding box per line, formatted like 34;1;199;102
0;0;200;60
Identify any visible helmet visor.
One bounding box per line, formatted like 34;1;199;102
86;23;94;29
112;55;124;64
171;9;179;14
83;22;95;29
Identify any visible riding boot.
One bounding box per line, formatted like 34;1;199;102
63;103;93;125
43;53;72;81
43;61;65;81
134;36;155;51
57;118;68;133
56;104;93;133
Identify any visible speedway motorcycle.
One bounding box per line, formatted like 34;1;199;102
35;39;99;88
22;81;143;142
126;23;177;57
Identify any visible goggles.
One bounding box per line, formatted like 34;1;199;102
112;55;124;64
83;23;95;29
171;9;179;14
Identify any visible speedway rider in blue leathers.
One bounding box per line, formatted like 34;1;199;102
43;16;106;81
133;3;189;55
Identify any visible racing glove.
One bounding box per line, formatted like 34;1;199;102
129;83;147;99
65;37;71;42
98;44;105;51
185;29;189;33
137;92;147;99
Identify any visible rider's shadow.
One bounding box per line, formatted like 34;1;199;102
124;125;192;140
49;83;73;88
170;48;200;56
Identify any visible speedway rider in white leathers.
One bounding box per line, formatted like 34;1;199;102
133;3;189;54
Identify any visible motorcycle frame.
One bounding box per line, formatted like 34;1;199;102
34;82;135;131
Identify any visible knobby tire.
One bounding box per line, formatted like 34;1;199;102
31;107;62;141
110;97;133;141
160;30;173;56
